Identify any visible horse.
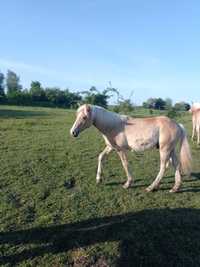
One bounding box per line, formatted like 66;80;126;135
70;104;192;192
189;105;200;144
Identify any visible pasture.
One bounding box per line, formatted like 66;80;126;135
0;105;200;267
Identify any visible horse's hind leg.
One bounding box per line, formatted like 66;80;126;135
191;120;196;141
145;148;170;192
197;125;200;145
166;157;172;168
169;150;182;193
117;151;134;189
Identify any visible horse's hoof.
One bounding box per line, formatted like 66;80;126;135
169;188;179;193
169;189;176;193
145;187;152;192
123;183;130;189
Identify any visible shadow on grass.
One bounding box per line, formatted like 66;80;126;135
1;208;200;266
178;187;200;193
191;172;200;180
105;175;200;190
0;109;48;119
105;181;147;189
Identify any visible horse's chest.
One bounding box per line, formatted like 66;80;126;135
102;132;129;150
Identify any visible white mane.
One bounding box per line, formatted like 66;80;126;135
91;105;128;133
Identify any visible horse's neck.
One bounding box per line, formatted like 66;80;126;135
92;107;123;134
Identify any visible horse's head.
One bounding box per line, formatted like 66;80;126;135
189;103;200;114
70;104;93;137
189;106;198;114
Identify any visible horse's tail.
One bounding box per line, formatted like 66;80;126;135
179;124;192;175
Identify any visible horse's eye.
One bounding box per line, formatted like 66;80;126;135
83;116;87;120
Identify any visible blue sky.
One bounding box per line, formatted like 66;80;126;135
0;0;200;104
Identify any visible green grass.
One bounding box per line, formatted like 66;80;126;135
0;105;200;267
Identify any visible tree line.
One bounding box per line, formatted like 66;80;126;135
0;69;190;111
142;97;190;111
0;70;119;108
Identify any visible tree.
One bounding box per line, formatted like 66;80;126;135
174;102;190;111
6;70;22;95
116;99;134;113
143;98;166;110
165;98;172;109
154;98;166;110
64;89;81;108
0;72;5;102
45;87;64;106
81;87;109;108
44;88;81;108
108;85;135;113
30;81;46;102
143;98;156;109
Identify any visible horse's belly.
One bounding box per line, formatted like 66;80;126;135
127;132;159;152
130;139;156;151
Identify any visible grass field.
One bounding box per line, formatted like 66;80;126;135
0;105;200;267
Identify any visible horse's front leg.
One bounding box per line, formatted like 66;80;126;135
117;150;134;189
96;146;112;184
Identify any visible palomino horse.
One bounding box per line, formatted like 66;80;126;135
70;104;192;192
189;105;200;144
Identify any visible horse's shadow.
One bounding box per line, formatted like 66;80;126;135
105;173;200;192
191;172;200;180
1;208;200;266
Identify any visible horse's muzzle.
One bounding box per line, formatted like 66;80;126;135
73;131;78;137
70;129;79;137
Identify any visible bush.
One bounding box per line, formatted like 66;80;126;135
117;99;134;113
167;108;179;119
174;102;190;111
143;98;166;110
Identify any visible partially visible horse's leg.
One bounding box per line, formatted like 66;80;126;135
96;146;112;184
197;124;200;145
191;118;195;141
145;148;170;192
117;151;134;189
169;149;182;193
166;157;172;168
